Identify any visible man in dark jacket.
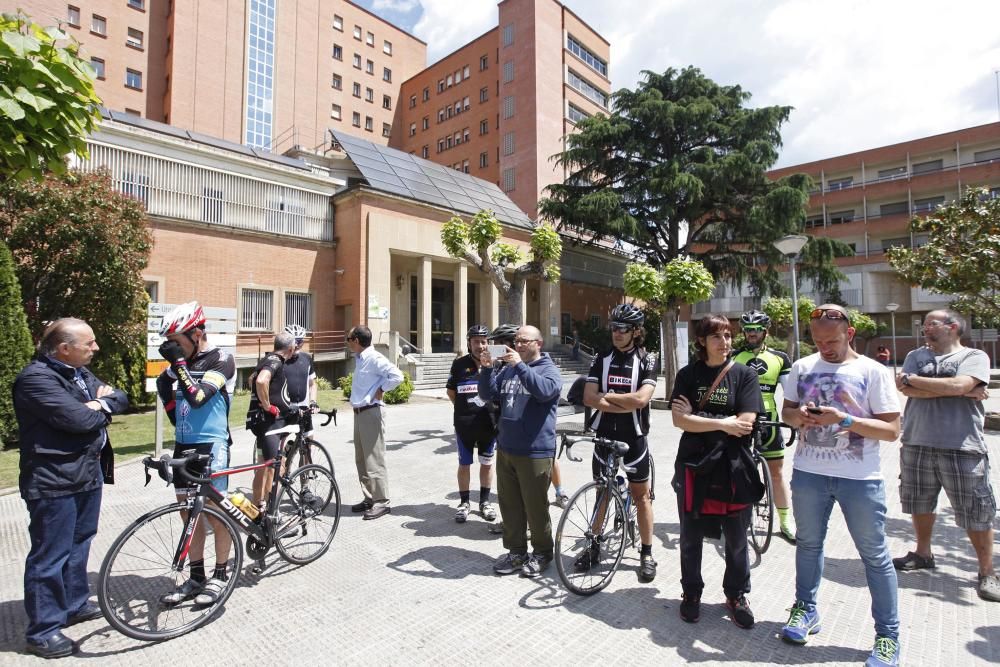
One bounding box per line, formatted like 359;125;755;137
478;325;562;577
13;318;128;658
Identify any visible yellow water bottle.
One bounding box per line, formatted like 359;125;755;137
228;491;260;520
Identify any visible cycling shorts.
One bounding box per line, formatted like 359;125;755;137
592;435;650;483
172;440;229;494
455;423;496;466
757;423;787;460
253;418;286;461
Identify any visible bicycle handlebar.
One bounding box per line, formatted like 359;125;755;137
284;404;338;427
558;433;631;463
753;413;796;448
143;453;212;487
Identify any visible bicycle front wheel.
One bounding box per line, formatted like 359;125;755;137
749;455;774;555
286;438;334;477
98;503;244;642
555;481;627;595
275;464;341;565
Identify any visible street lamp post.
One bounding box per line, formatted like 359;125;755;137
886;302;900;370
773;234;810;361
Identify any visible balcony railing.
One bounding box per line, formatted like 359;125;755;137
79;141;334;241
817;154;1000;194
236;331;347;361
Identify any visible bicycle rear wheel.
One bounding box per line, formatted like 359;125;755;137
98;503;243;642
285;438;334;477
275;464;341;565
749;455;774;555
555;481;627;595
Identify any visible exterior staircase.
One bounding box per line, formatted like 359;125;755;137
546;347;593;379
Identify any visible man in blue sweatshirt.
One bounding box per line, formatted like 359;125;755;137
478;325;563;577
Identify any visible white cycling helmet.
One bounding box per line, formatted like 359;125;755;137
284;324;308;342
159;301;206;337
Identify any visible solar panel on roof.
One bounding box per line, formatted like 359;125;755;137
331;130;532;228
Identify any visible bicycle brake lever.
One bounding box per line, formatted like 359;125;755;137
567;449;583;463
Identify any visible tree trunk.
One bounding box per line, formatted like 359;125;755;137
505;277;525;325
661;301;680;399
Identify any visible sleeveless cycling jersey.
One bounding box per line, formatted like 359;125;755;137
283;351;315;404
732;345;791;417
161;347;236;445
586;346;656;438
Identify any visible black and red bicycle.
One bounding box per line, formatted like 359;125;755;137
97;410;340;642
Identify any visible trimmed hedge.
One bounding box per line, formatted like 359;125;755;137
337;371;414;405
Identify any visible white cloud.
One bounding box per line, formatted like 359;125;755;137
372;0;421;13
413;0;1000;166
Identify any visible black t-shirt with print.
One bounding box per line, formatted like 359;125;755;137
446;354;495;428
670;360;763;464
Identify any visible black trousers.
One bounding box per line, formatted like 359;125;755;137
676;496;751;599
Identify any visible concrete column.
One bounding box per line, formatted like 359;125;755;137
418;256;432;353
454;263;468;353
487;281;500;329
539;279;561;348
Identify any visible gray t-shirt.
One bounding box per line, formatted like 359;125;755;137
901;346;990;452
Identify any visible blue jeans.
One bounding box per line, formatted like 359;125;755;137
23;486;102;643
791;469;899;640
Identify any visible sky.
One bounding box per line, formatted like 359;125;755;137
353;0;1000;168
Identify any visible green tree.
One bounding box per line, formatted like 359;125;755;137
763;295;816;354
0;240;34;445
0;12;102;180
442;209;561;325
888;186;1000;323
847;309;884;356
539;67;851;312
623;259;714;395
0;169;152;404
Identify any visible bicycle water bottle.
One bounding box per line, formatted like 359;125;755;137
228;491;260;520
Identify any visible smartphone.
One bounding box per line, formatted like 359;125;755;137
487;344;508;359
807;406;824;414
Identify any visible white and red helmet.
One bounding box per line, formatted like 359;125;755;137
159;301;206;336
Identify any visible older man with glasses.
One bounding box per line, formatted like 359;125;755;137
780;304;903;667
892;309;998;602
478;325;563;577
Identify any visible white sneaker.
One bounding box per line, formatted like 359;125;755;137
194;577;227;605
159;579;203;606
455;502;471;523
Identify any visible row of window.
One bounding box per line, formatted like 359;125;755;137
87;57;144;90
241;287;313;332
566;35;607;78
329;105;391;137
331;46;393;82
405;54;490;110
567;69;608;108
436;96;472;122
67;5;145;49
332;78;393;109
436;65;473;93
435;128;472;152
332;15;393;55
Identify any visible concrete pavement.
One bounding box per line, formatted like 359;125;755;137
0;390;998;666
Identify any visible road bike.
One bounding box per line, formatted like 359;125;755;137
748;413;795;556
553;431;655;595
281;406;337;478
97;420;340;642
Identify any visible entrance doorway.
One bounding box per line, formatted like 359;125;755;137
431;279;454;352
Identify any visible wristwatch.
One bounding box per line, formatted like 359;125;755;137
839;414;855;429
900;373;911;386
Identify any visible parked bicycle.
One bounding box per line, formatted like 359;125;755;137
748;413;796;556
282;406;337;478
553;431;655;595
97;419;341;642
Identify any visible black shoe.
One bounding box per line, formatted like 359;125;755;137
726;595;755;629
363;504;390;520
679;594;701;623
638;554;657;583
351;499;373;513
26;631;77;659
66;602;102;626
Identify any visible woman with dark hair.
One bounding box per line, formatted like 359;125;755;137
670;314;764;628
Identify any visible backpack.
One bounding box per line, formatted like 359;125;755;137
566;375;587;406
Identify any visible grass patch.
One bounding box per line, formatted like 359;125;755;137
1;389;347;490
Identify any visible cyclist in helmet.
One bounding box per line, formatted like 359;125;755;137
282;324;319;438
581;302;659;582
733;309;795;541
155;301;237;606
446;324;498;524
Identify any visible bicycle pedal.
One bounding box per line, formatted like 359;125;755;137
251;559;267;575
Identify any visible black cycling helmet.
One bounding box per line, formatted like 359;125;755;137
467;324;490;339
740;310;771;328
610;303;644;326
488;323;519;344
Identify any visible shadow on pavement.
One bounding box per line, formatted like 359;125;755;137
387;545;494;579
967;625;1000;662
386;429;451;452
392;502;501;541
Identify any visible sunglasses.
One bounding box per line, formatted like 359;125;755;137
609;323;634;333
810;308;851;324
742;326;765;332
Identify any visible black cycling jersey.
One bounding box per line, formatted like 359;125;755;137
587;346;657;439
446;354;495;429
247;353;291;417
283;351;315;404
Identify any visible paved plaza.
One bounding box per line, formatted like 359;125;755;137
1;387;998;666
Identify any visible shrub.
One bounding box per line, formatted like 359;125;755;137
337;373;352;396
315;376;333;391
0;241;34;446
336;371;414;404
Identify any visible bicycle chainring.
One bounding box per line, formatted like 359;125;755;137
246;534;271;559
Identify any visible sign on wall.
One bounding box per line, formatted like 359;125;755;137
145;303;238;390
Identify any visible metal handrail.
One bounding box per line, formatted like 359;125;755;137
377;331;423;354
561;335;594;357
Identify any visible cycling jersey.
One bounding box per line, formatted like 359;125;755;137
446;354;495;430
283;351;315;403
156;346;236;445
732;345;791;453
247;353;292;417
586;346;657;439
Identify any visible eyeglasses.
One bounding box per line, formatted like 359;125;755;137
810;308;851;324
923;319;953;328
609;323;634;333
513;337;540;345
742;326;765;333
347;336;357;342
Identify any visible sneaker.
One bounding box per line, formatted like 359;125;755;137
159;578;203;606
574;543;600;572
726;595;755;629
193;577;227;605
865;636;901;667
781;600;822;644
521;553;553;577
479;501;497;522
553;494;569;509
892;550;935;571
493;552;527;575
638;554;657;583
978;573;1000;602
679;594;701;623
779;517;797;543
455;502;471;523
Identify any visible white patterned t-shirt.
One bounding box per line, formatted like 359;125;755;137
785;353;900;480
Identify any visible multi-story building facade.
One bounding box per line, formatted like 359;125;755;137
697;121;1000;360
26;0;426;152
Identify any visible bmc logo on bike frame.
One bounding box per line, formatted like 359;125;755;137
219;497;252;529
